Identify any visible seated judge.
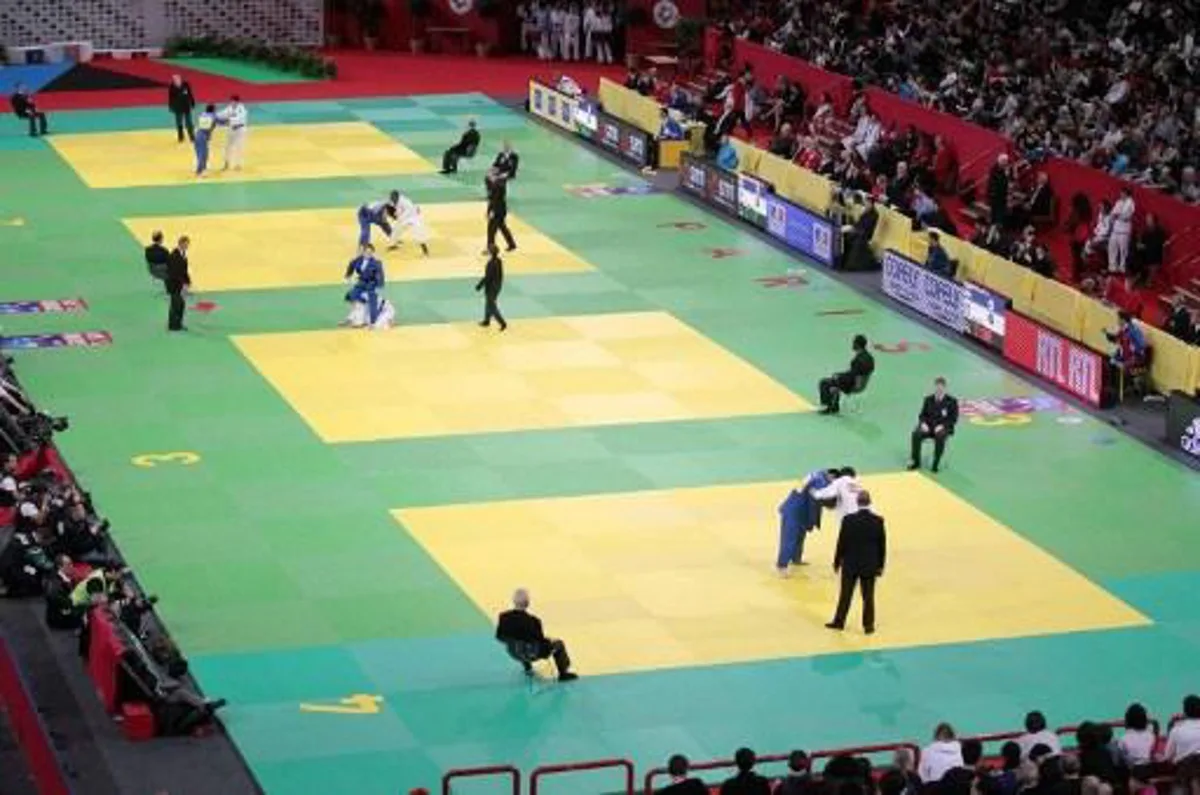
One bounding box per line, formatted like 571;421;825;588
908;377;959;473
440;119;480;174
144;230;170;290
818;334;875;414
659;755;708;795
495;588;578;682
10;83;49;137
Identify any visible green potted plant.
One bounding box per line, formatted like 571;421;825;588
409;0;432;53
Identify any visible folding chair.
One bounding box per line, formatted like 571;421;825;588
499;639;550;692
843;373;872;414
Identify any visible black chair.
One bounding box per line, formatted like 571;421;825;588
844;372;872;414
499;638;546;692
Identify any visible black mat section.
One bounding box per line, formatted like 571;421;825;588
41;64;166;93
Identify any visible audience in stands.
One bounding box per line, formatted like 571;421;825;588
720;747;773;795
716;0;1200;205
660;754;708;795
777;750;814;795
1164;694;1200;763
919;723;964;783
1164;296;1198;344
1019;711;1064;760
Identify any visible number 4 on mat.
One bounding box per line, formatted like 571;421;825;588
131;452;201;468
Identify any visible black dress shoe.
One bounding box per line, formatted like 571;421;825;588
505;244;517;252
558;672;579;682
906;460;919;470
825;622;844;631
931;462;941;473
864;627;875;635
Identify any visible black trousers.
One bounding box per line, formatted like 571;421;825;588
487;213;516;251
174;110;194;142
442;144;470;172
482;292;506;327
168;291;186;330
818;372;856;410
831;572;876;631
910;427;949;466
20;110;48;136
533;638;571;676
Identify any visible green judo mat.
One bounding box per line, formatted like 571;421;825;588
1;93;1199;795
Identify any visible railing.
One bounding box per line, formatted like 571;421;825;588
443;763;521;795
530;758;635;795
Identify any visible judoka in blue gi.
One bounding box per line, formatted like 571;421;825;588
341;243;386;327
775;467;840;576
356;191;400;247
193;104;217;177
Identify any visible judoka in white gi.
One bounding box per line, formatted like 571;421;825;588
218;95;249;171
388;192;430;256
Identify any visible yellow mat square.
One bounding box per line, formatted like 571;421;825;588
51;122;433;188
121;203;590;292
396;473;1148;675
233;311;810;442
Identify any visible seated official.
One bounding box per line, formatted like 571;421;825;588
925;231;956;278
495;588;578;682
658;754;708;795
144;230;170;289
1164;296;1196;344
440;119;480;174
908;377;959;473
841;195;879;272
819;334;875;415
11;83;48;137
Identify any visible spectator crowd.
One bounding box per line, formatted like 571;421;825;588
718;0;1200;205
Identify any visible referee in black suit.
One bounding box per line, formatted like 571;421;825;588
826;490;886;635
485;168;517;253
165;236;191;332
476;245;507;331
493;140;520;180
907;376;959;472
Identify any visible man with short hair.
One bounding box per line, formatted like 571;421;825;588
495;588;577;681
165;236;192;332
493;140;520;180
908;377;959;473
720;747;772;795
167;74;196;143
144;231;170;290
441;119;481;174
659;754;707;795
10;83;48;137
826;490;886;635
778;750;815;795
1165;695;1200;762
818;334;875;414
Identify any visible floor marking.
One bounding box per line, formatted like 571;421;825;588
298;694;384;715
131;452;201;468
0;331;112;350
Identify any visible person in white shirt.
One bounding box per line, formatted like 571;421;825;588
592;4;613;64
1017;711;1063;760
919;723;965;783
1084;199;1113;263
1107;187;1136;273
809;466;863;527
843;112;882;161
549;3;564;59
518;2;539;54
562;3;581;61
582;1;597;59
1117;703;1156;767
389;192;430;256
1165;695;1200;763
536;3;552;60
218;94;248;171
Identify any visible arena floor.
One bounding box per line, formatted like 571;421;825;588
3;91;1200;795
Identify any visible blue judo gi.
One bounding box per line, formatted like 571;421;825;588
356;200;396;247
776;469;833;569
193;111;216;176
344;254;385;324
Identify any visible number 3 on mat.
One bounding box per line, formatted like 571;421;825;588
131;452;201;468
968;413;1032;427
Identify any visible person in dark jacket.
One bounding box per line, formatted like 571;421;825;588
493;140;520;180
720;748;772;795
826;491;886;634
842;196;880;271
1131;212;1166;287
165;236;191;332
987;154;1010;228
485;168;517;252
495;588;577;681
1164;296;1195;344
818;334;875;414
659;755;708;795
778;750;817;795
168;74;196;143
908;377;959;472
441;119;481;174
476;245;507;331
144;231;170;291
10;83;48;137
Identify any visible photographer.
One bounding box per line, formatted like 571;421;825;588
841;193;880;272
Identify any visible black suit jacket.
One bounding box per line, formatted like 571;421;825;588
918;393;958;433
168;82;195;113
847;349;875;381
11;92;35;118
487;176;509;217
495;609;545;644
720;771;773;795
165;249;191;294
477;255;504;297
493;150;519;179
659;778;708;795
834;510;886;577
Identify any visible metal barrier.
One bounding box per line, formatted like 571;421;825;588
1056;718;1163;747
643;742;920;794
530;758;635;795
442;764;521;795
